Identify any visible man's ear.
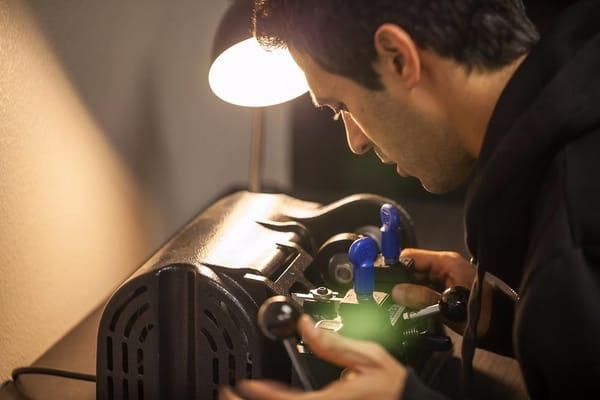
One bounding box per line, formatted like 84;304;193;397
373;24;421;89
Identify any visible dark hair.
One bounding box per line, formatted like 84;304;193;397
254;0;539;89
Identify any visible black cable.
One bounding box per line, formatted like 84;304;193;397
11;367;96;383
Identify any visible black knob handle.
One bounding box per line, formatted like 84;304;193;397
257;295;302;340
439;286;470;323
258;296;316;391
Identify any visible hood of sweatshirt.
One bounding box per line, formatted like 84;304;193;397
465;0;600;289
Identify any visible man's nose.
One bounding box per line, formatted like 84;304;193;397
342;112;371;155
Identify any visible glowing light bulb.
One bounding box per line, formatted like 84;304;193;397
209;37;309;107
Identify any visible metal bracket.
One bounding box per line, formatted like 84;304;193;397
274;241;315;293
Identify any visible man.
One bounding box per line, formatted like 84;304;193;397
222;0;600;398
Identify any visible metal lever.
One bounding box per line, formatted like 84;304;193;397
258;296;317;391
402;286;470;323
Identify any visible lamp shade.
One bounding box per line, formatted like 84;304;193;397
211;0;253;62
209;0;308;107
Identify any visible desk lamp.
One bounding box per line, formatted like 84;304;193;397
209;0;308;192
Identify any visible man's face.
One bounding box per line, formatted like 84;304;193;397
291;49;475;194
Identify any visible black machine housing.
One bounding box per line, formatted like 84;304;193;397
96;191;445;400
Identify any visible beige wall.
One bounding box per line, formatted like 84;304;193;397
0;0;293;381
27;0;293;232
0;0;157;380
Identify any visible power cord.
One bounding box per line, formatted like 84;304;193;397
11;367;96;383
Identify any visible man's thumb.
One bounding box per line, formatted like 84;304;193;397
392;283;440;309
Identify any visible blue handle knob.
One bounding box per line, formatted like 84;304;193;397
380;204;401;264
349;237;377;302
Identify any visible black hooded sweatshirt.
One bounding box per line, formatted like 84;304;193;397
403;1;600;398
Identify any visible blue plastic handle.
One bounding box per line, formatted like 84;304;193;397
349;237;377;302
380;204;401;264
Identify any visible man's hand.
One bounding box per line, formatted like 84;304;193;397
219;315;407;400
392;249;492;337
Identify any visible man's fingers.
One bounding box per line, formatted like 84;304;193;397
236;380;319;400
391;283;440;309
297;315;393;369
236;380;298;400
392;283;468;335
401;248;474;287
401;248;450;283
340;368;359;381
237;379;368;400
219;386;243;400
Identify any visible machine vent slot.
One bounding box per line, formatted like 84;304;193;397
223;329;233;350
137;349;144;375
123;378;129;400
107;336;113;371
138;324;154;343
109;287;147;332
137;380;144;400
124;303;149;338
122;343;129;373
228;354;236;386
202;328;218;352
212;358;219;384
107;377;114;400
204;309;218;327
